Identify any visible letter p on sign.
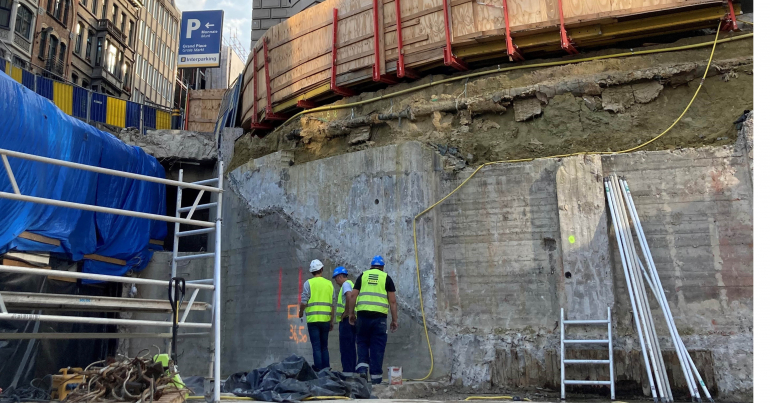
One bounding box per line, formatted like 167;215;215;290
186;19;200;38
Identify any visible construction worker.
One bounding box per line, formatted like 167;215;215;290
333;266;357;377
348;255;397;384
299;259;334;371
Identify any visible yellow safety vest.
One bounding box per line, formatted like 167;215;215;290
335;280;354;322
306;276;334;323
355;269;389;315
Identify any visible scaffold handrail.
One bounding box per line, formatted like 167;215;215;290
0;265;216;290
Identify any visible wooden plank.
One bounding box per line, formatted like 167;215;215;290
386;5;443;27
84;254;127;266
18;231;61;247
385;17;419;32
149;239;164;246
339;3;373;19
385;34;429;50
189;118;218;123
4;253;49;266
337;49;375;65
339;33;373;48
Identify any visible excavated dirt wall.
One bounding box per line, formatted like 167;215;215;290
230;33;752;173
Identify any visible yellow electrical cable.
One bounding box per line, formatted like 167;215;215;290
409;22;729;382
738;19;753;25
186;396;254;400
270;32;751;133
301;397;351;401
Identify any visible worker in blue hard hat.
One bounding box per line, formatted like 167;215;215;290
333;266;357;377
348;255;398;384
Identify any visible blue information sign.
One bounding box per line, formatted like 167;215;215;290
178;10;224;68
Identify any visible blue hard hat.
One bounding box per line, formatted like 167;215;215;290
332;266;348;278
371;255;385;267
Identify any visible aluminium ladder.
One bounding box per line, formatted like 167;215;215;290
560;307;615;401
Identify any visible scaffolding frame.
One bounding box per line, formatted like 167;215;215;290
0;148;224;403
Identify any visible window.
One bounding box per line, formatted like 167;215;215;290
14;6;33;39
121;60;128;83
142;59;147;80
85;31;92;60
170;51;174;66
74;23;83;54
82;79;89;87
135;54;141;74
48;35;58;61
144;26;150;45
100;0;106;19
111;4;117;24
95;37;103;66
80;0;86;7
150;31;155;51
58;43;66;62
120;12;125;32
115;51;123;79
53;0;61;18
138;20;143;43
106;41;116;74
0;0;11;29
62;0;69;26
91;0;96;14
38;30;49;59
72;73;78;83
128;20;134;46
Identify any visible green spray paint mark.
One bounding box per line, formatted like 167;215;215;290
568;235;576;244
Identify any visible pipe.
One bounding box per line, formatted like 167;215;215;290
0;265;216;290
0;191;215;228
604;179;659;402
0;312;212;328
213;160;224;403
623;179;713;402
0;148;223;193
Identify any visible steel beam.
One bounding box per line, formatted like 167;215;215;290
1;291;210;313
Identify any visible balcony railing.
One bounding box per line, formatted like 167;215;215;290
96;19;127;45
43;57;65;77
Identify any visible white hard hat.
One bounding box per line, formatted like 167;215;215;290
309;259;324;273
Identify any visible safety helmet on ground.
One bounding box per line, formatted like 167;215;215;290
332;266;348;278
370;255;385;267
309;259;324;273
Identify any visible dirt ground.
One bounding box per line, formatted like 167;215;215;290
229;32;752;173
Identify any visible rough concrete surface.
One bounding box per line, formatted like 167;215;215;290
220;134;751;400
118;127;242;167
230;34;753;171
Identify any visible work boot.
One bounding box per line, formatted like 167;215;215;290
371;375;383;385
357;371;368;382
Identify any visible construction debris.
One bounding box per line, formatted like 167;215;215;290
62;353;189;403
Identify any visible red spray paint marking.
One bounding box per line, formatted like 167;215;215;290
298;267;303;305
277;268;283;312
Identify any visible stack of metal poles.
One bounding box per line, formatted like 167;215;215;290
604;174;713;403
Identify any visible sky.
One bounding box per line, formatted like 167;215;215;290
175;0;252;63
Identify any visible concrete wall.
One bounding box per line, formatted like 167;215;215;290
219;140;751;400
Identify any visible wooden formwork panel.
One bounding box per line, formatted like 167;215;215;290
240;0;731;128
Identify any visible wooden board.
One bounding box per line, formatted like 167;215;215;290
240;0;727;128
188;89;226;133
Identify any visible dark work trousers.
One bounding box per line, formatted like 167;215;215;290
338;319;357;375
307;321;330;371
355;315;388;383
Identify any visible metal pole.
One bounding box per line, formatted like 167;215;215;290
0;191;214;228
0;265;215;290
622;178;709;402
213;159;224;403
608;306;615;400
560;308;565;401
0;148;222;193
610;175;671;402
604;179;659;403
167;168;183;355
0;332;210;340
0;312;212;328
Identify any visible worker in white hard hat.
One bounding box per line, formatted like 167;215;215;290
299;259;334;371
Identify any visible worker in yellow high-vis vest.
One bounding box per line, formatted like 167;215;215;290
348;255;397;384
333;266;357;377
299;259;334;371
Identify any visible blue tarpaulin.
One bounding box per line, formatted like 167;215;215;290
0;70;166;276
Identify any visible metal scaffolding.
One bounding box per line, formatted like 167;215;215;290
0;148;224;403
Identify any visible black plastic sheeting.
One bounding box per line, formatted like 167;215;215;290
0;270;119;391
223;355;373;402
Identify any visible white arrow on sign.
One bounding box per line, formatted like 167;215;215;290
205;22;214;28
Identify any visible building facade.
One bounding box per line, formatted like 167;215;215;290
30;0;76;80
0;0;38;67
203;45;243;89
251;0;321;48
131;0;178;108
64;0;140;97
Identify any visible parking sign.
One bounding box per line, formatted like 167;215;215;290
178;10;224;68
